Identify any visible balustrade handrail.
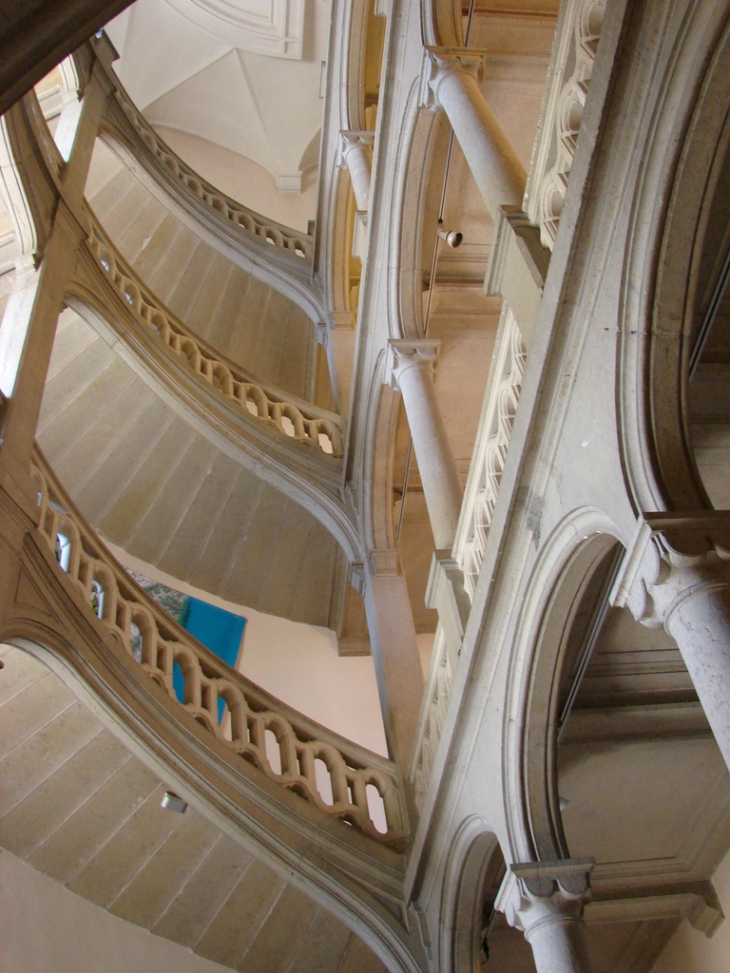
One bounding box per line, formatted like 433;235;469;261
452;307;526;598
84;215;344;459
103;78;313;262
523;0;605;250
29;445;406;845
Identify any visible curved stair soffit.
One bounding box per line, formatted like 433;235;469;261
65;258;362;561
0;89;363;564
0;450;428;973
98;84;328;326
83;211;344;460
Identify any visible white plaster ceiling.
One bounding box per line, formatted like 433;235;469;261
105;0;330;188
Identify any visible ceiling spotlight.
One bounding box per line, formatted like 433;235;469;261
161;791;188;813
437;228;463;248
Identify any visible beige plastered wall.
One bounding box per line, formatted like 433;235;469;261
651;845;730;972
105;540;388;758
0;849;231;973
155;126;318;234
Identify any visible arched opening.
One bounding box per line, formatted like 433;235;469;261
452;832;536;971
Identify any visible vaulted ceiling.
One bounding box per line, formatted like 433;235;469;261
105;0;329;189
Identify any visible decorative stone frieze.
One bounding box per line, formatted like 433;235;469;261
613;512;730;769
499;859;595;973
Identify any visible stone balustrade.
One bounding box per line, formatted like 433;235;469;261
86;219;343;458
29;448;406;845
111;85;313;261
453;308;526;597
524;0;605;250
409;626;452;811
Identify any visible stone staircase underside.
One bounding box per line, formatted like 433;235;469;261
0;645;386;973
86;138;334;412
38;310;343;627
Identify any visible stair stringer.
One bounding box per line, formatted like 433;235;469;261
64;255;362;563
4;528;429;973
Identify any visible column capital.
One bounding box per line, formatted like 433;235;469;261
387;339;440;389
498;858;595;935
422;46;486;109
338;130;374;166
612;511;730;629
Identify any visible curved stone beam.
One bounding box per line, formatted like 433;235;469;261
618;0;730;515
420;0;463;49
0;95;63;264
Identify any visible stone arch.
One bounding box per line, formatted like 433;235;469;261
617;0;730;513
420;0;463;48
503;509;623;864
451;830;507;972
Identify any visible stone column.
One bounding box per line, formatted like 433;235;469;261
502;859;595;973
340;131;373;212
614;512;730;773
60;55;115;201
427;50;526;221
361;550;425;772
0;41;111;508
389;340;463;550
0;205;83;506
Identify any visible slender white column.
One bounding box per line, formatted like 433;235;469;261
340;131;373;212
614;513;730;772
427;50;526;221
502;859;595;973
389;340;463;550
362;550;425;771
